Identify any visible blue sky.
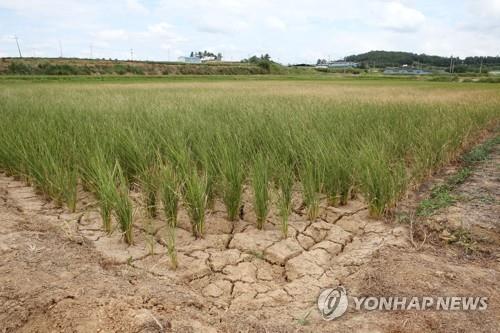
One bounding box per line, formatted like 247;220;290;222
1;0;500;63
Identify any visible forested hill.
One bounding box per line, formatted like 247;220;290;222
345;51;500;70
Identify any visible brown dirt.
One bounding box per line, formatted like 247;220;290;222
1;144;499;333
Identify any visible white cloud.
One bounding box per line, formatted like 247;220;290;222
95;29;128;41
195;19;249;34
375;1;426;32
265;16;287;31
126;0;149;15
471;0;500;17
146;22;187;43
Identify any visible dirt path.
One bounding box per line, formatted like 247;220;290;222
1;142;499;332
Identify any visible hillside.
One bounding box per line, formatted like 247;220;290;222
345;51;500;72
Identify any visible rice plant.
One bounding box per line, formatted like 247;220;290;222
323;146;353;206
164;223;178;270
160;163;180;227
218;141;245;221
276;164;294;238
183;169;208;238
299;158;324;221
139;163;161;218
113;162;134;245
356;143;407;217
82;153;115;234
251;154;270;229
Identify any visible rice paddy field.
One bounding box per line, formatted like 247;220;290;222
0;78;499;244
1;77;500;331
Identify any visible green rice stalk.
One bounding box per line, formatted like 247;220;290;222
251;154;270;229
165;223;178;270
276;164;294;238
113;162;134;245
161;163;180;227
183;169;208;238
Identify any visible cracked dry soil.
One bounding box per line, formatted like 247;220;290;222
1;144;499;332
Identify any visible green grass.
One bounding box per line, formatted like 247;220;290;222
417;135;499;217
0;78;498;240
417;184;456;217
461;136;500;164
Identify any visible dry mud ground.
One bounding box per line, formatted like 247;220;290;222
1;144;499;333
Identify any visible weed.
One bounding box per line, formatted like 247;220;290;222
462;136;499;164
417;184;456;216
296;309;312;326
447;167;472;186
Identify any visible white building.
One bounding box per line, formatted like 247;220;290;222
178;56;201;64
315;60;359;69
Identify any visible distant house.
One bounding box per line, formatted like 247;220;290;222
201;56;217;62
316;60;359;69
315;60;359;69
384;67;431;75
178;56;201;64
328;61;359;68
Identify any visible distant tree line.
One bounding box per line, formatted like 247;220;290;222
241;54;273;72
189;50;222;60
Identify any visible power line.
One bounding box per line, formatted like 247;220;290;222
13;35;22;58
59;40;63;58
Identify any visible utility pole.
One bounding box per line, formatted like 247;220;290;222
14;35;22;58
90;44;93;59
59;40;63;58
130;48;134;61
479;57;483;74
449;55;454;74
